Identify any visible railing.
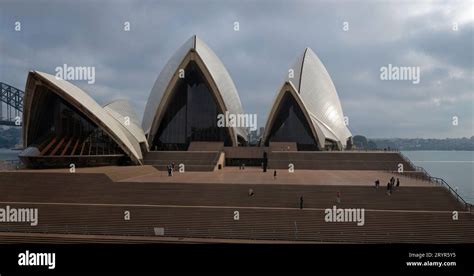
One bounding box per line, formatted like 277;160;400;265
413;165;429;176
398;152;472;212
398;151;420;172
430;176;471;211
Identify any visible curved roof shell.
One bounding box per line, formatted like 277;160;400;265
142;35;247;146
264;48;352;150
104;99;148;148
22;71;144;164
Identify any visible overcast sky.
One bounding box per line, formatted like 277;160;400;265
1;0;472;138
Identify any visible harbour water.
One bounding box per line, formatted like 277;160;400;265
402;151;473;204
0;148;20;161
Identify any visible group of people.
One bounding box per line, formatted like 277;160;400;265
374;176;400;195
167;162;175;176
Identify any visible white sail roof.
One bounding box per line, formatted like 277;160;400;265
290;48;352;147
264;48;352;150
104;99;148;147
23;71;144;163
142;35;247;146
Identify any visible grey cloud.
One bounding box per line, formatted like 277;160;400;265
0;0;472;138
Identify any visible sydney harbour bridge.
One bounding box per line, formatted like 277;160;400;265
0;82;23;127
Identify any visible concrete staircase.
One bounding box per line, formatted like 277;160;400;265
0;171;472;244
143;151;220;171
268;151;416;171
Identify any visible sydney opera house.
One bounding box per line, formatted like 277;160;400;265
18;35;352;168
1;35;471;247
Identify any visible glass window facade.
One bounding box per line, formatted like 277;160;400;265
28;86;124;156
152;61;231;151
266;91;318;150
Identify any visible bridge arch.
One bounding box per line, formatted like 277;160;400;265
0;82;24;126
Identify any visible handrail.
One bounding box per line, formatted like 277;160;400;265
398;152;419;172
430;176;470;208
398;152;472;211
